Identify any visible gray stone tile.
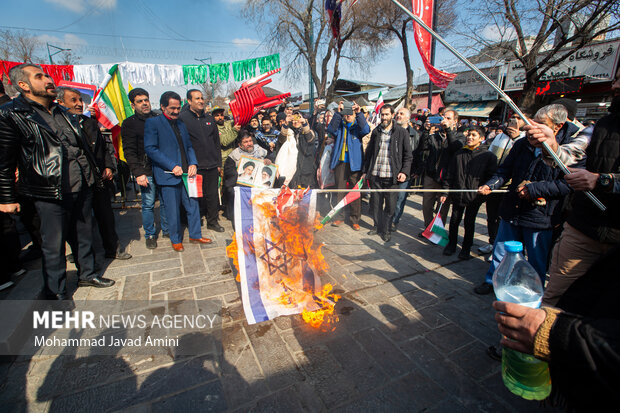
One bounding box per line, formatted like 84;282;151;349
424;323;477;355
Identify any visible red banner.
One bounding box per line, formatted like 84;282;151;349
411;0;456;89
0;60;73;85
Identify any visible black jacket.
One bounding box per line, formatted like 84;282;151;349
122;111;157;177
485;124;580;230
0;95;98;202
80;115;115;175
442;144;497;207
179;108;221;170
363;121;413;185
567;97;620;243
291;127;317;188
414;127;465;182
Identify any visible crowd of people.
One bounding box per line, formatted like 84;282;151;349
0;62;619;408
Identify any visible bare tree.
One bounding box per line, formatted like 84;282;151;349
243;0;390;101
455;0;620;110
367;0;457;108
0;30;42;63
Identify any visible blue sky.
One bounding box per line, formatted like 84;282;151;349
3;0;438;96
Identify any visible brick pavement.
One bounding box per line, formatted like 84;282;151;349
0;195;561;412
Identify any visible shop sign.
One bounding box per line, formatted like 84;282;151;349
445;66;501;102
504;40;620;91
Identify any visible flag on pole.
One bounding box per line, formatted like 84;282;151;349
92;64;134;162
373;91;385;114
422;209;449;246
320;177;364;225
411;0;456;88
325;0;343;48
181;173;203;198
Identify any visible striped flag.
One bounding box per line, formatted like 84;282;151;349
320;177;364;225
92;64;134;162
373;91;385;114
182;173;203;198
232;187;323;324
422;212;449;246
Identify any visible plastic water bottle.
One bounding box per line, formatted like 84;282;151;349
492;241;551;400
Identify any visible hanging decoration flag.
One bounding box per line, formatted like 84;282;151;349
411;0;456;89
91;64;134;162
232;58;257;82
181;173;203;198
325;0;343;48
257;54;281;74
422;206;449;246
0;60;73;85
208;63;230;84
320;177;364;225
182;65;209;84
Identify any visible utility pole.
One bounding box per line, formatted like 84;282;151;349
308;13;315;118
426;0;438;113
195;57;214;107
47;43;71;65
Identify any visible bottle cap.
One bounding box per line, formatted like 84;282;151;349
504;241;523;253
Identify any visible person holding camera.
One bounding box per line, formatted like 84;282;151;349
412;109;465;233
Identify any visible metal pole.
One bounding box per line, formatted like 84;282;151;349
315;189;508;193
309;14;315;117
426;0;438;112
388;0;606;212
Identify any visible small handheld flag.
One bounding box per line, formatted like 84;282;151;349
422;203;449;246
182;173;203;198
320;177;364;225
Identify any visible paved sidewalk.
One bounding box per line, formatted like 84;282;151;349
0;195;559;412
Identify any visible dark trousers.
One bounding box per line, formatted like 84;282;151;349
93;181;120;254
333;162;361;225
422;175;450;228
17;195;42;248
370;177;398;235
198;168;221;227
160;183;202;244
448;197;484;253
0;212;22;282
35;188;97;295
485;192;503;244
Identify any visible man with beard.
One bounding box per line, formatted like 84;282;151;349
392;107;419;231
525;67;620;306
179;89;224;233
122;88;168;249
0;64;115;299
56;86;131;261
213;107;239;164
362;104;412;242
223;130;275;222
255;117;280;155
289;112;317;188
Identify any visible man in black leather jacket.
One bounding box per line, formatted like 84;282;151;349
0;64;114;299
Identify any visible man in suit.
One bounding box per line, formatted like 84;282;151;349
144;91;212;252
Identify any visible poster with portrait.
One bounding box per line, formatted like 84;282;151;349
236;156;278;188
57;80;97;116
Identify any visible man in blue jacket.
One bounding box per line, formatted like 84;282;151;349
144;92;212;252
327;101;370;230
476;104;580;295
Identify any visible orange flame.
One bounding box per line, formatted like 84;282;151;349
226;189;339;329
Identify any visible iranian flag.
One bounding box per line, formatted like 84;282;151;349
182;173;203;198
91;64;133;162
320;177;364;225
422;212;449;246
373;91;384;114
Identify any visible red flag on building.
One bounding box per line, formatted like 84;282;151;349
411;0;456;88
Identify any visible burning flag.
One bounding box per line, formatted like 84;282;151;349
422;209;449;246
226;186;339;328
320;177;364;225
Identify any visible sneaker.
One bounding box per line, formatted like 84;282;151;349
478;244;493;254
331;220;343;227
474;282;493;295
0;280;15;291
443;244;456;256
145;238;157;249
391;222;398;232
381;232;391;243
351;223;360;231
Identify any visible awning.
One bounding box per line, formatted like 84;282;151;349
445;101;499;118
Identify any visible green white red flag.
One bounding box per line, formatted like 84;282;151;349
422;210;449;246
320;177;364;225
182;173;203;198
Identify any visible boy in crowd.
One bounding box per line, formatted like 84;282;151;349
441;126;497;259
